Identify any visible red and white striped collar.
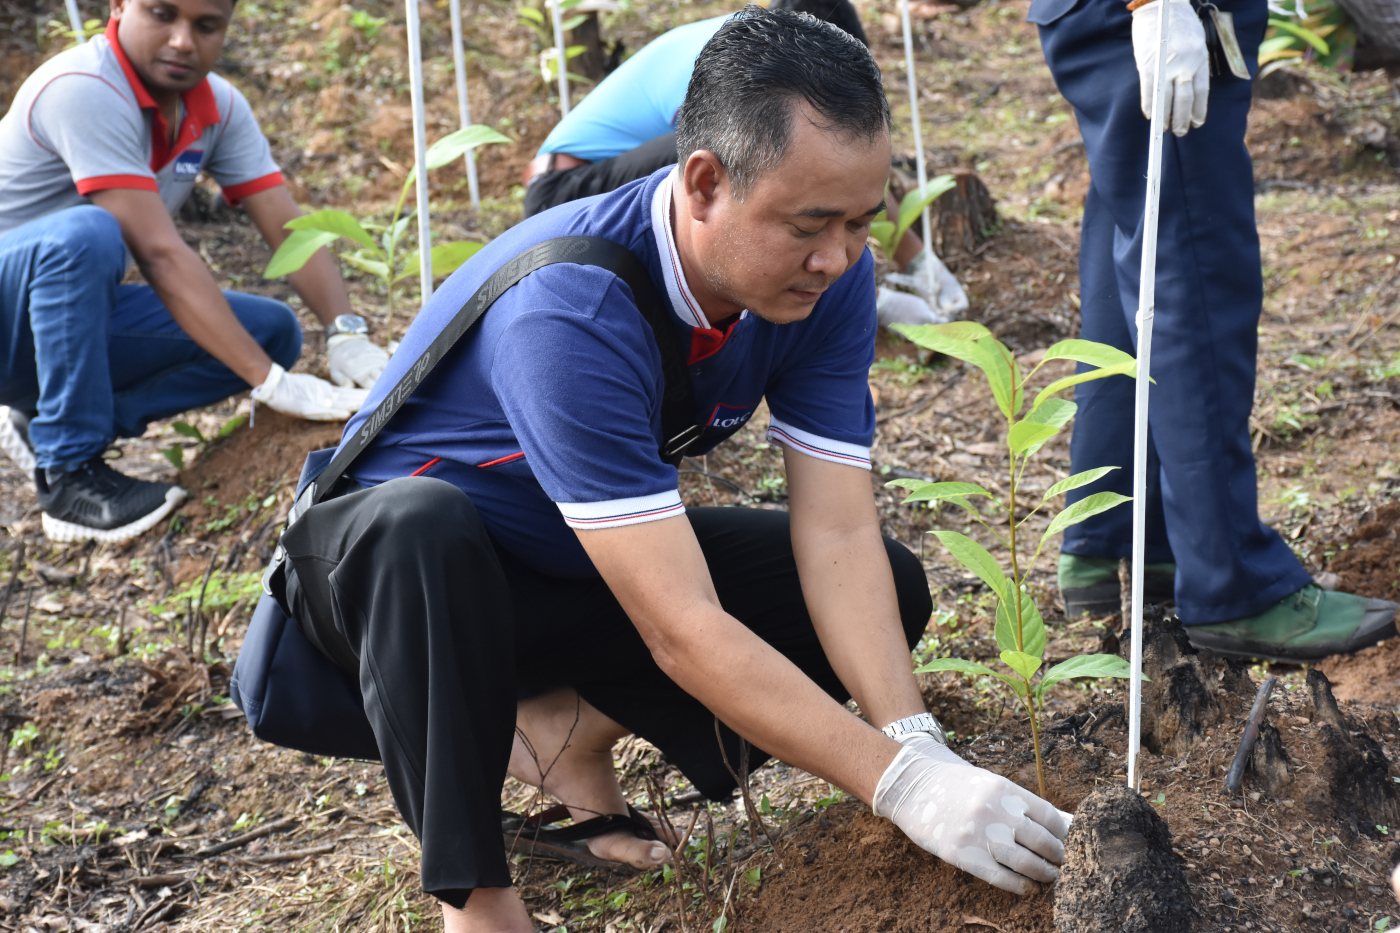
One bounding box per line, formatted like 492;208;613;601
649;169;748;332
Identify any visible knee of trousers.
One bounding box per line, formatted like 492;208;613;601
228;294;303;370
42;206;126;276
884;537;932;648
354;476;494;560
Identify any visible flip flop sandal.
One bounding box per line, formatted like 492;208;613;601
502;804;659;869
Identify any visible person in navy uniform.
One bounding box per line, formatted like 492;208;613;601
1033;0;1396;659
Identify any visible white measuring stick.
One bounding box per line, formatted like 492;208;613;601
550;0;571;118
1127;0;1171;792
898;0;936;280
65;0;86;42
405;0;433;303
448;0;481;208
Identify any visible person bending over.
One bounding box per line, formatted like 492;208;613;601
0;0;384;542
521;0;968;324
274;9;1069;932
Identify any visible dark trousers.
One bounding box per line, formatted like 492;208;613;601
1036;0;1311;624
523;132;679;218
279;476;931;908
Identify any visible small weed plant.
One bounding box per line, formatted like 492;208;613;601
868;175;957;262
886;320;1140;797
264;125;509;339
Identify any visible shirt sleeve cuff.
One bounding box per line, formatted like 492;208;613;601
75;174;159;195
767;417;872;470
557;490;685;530
222;171;284;206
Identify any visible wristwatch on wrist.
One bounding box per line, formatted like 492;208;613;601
881;712;948;746
325;314;369;338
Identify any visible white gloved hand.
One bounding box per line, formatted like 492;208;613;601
252;363;369;422
874;743;1073;895
327;333;389;389
888;250;970;320
892;730;971;765
877;287;951;328
1132;0;1210;137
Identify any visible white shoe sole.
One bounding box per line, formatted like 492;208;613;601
41;486;188;544
0;407;36;476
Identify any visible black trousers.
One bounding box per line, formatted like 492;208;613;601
523;131;679;218
279;476;931;907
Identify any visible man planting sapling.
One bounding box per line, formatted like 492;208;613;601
0;0;385;542
268;10;1072;931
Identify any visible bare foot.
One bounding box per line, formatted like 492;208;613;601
510;688;674;869
441;887;531;933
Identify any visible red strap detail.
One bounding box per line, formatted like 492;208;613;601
410;457;442;477
477;451;525;469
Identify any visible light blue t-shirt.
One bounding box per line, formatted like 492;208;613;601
536;14;729;162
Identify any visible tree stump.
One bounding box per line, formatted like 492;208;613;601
887;166;998;257
1117;607;1223;757
1055;784;1197;933
1304;669;1400;840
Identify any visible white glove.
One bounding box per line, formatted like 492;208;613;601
251;363;368;422
874;743;1072;895
891;730;970;764
1132;0;1209;137
885;250;970;320
327;333;389;389
877;287;951;328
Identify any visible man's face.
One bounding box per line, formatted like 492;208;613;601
685;106;891;325
111;0;232;96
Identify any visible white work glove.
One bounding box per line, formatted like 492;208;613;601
1132;0;1210;137
874;743;1073;895
251;363;368;422
327;333;389;389
877;287;951;328
885;250;970;320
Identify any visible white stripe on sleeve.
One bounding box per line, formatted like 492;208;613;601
766;417;872;470
557;490;686;530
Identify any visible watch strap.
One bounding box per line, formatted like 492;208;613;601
881;712;948;745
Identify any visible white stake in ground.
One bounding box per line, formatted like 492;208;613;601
404;0;433;304
65;0;86;42
898;0;935;280
448;0;481;208
550;0;571;118
1127;0;1172;792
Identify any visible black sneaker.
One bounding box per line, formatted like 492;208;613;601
35;457;186;543
0;407;36;475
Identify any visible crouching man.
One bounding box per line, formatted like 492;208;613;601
0;0;384;542
277;9;1070;930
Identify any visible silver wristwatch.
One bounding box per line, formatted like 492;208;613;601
881;712;948;746
325;313;369;338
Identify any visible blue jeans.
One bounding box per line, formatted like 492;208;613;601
0;206;303;470
1035;0;1312;623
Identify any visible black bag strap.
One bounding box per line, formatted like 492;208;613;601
287;235;701;528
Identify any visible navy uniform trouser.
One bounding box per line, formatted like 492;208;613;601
1033;0;1311;624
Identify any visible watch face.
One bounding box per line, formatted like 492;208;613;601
331;314;369;336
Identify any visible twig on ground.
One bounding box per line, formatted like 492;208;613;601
194;553;218;659
0;539;25;627
14;584;32;665
715;719;781;854
875;367;966;424
248;842;337;863
1226;673;1279;796
194;816;297;856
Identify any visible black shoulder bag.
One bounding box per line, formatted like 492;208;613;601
231;236;702;759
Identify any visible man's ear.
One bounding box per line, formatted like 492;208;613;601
109;0;127;21
681;150;728;222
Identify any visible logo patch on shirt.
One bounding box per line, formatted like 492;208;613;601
708;403;756;431
173;150;205;179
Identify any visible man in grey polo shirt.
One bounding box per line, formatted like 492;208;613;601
0;0;386;543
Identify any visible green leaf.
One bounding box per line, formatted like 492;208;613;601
432;240;485;277
342;253;391;280
563;16;587;31
518;7;543;22
888;324;1019;417
894;175;957;245
1041;339;1137;372
1000;649;1042;680
171;421;205;442
1044;466;1119;500
869;219;896;256
1007;420;1059;455
936;321;993;341
1035;653;1135;703
930;530;1008;600
415;125;513;177
886;480;993;503
994;593;1046;657
1031;359;1137;411
285;210;375;249
161;445;184;471
916;657;997;676
1269;18;1329;54
215;413;249;439
1045;491;1133;537
1024;396;1077;429
265;229;339;279
0;850;17;868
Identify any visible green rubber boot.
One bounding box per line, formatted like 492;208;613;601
1059;554;1177;618
1186;584;1398;663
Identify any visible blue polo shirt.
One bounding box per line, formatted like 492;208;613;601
344;167;877;577
536;15;728;162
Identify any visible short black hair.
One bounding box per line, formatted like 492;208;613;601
767;0;869;48
674;5;889;198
